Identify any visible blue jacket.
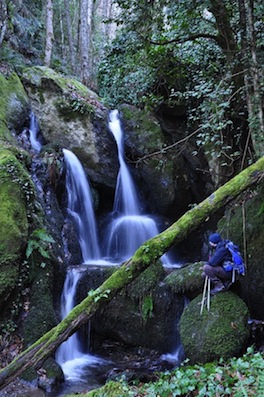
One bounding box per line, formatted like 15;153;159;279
208;239;232;267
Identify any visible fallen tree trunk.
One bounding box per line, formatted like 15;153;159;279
0;156;264;388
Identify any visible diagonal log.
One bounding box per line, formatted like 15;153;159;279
0;156;264;388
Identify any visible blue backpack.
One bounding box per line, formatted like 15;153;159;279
224;241;245;276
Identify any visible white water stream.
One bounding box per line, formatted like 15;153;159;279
55;269;103;381
62;148;100;263
55;150;105;380
29;110;42;152
107;109;172;265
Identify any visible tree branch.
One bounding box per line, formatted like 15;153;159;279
149;33;221;46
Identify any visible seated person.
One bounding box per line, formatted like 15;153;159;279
203;233;233;295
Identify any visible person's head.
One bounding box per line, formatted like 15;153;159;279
209;233;221;248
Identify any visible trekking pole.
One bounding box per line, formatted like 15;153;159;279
207;278;211;311
232;268;236;283
200;276;208;315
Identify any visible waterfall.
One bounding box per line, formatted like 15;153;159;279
56;150;104;381
29;111;42;152
109;110;140;215
56;269;102;381
106;110;171;264
63;148;100;263
57;269;82;363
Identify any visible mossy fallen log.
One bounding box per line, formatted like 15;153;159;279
0;156;264;388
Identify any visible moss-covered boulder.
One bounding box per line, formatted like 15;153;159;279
76;261;184;353
22;265;57;347
0;148;32;308
65;381;124;397
0;72;30;139
179;292;250;364
21;66;118;188
164;262;205;298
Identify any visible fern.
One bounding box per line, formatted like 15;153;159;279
256;366;264;397
26;228;55;263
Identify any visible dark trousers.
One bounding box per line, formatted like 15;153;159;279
203;264;232;285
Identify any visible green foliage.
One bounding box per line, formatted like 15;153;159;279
98;0;263;166
98;31;156;108
55;95;94;119
26;228;55;268
0;319;17;335
98;347;264;397
88;289;111;303
141;295;153;323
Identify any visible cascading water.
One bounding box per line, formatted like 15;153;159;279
55;269;102;383
57;269;82;364
62;148;100;263
55;149;104;381
29;110;42;152
106;109;171;264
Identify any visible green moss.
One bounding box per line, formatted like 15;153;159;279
217;181;264;318
69;381;126;397
0;148;32;299
54;96;94;121
180;292;250;364
165;262;205;295
22;357;64;384
126;260;164;301
22;66;99;112
0;72;30;137
121;105;164;152
22;266;56;346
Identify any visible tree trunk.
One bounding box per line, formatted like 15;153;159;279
0;156;264;388
64;0;76;73
79;0;90;85
44;0;54;67
245;0;264;157
0;0;8;47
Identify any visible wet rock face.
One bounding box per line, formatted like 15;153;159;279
119;104;213;218
21;66;119;189
75;263;185;354
93;283;184;353
217;181;264;320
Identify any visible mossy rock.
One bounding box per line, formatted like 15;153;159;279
65;381;125;397
22;356;64;391
164;262;205;297
126;260;165;301
91;261;184;353
0;148;31;303
217;181;264;319
119;104;176;214
21;66;102;120
21;66;118;188
179;292;250;364
22;266;57;347
0;72;30;136
120;104;165;154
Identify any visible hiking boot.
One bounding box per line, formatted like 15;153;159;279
224;281;232;290
211;282;226;295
